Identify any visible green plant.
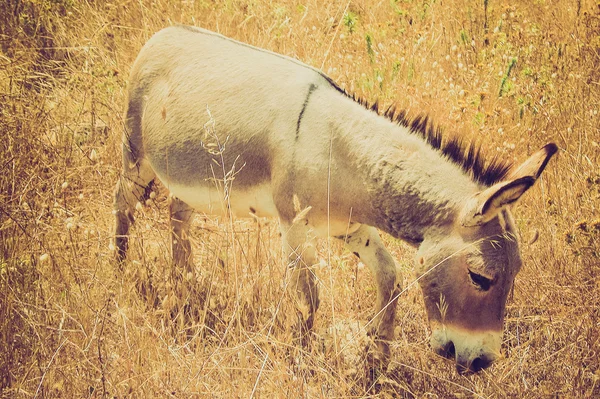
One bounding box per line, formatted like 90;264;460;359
499;57;517;97
343;10;358;33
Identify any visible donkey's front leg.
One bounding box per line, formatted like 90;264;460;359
281;219;320;337
340;225;401;363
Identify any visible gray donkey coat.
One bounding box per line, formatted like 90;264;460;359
114;25;557;373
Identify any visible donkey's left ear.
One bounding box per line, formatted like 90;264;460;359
507;143;558;180
461;143;558;227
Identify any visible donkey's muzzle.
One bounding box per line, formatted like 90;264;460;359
435;340;496;373
431;326;501;374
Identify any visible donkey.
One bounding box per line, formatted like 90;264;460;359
113;25;557;373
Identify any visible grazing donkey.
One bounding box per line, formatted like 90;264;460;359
113;25;557;373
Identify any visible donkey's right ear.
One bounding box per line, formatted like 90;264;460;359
461;177;536;227
461;143;557;227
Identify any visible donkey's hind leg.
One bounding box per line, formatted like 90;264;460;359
169;197;199;330
338;225;402;364
113;159;155;263
280;218;320;336
170;197;195;273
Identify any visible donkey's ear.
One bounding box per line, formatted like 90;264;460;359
508;143;558;180
461;143;557;227
461;177;536;227
480;177;537;214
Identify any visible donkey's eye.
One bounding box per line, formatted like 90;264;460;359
468;270;492;291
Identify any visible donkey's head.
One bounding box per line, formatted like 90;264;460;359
415;144;557;373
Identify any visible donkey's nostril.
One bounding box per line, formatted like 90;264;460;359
470;355;492;372
441;341;456;359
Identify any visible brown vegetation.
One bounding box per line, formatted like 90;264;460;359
1;0;599;397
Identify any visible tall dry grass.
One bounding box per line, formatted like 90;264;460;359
1;0;599;397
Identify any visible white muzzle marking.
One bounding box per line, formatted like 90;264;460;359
430;324;502;371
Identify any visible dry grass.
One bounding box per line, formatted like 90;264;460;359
1;0;599;397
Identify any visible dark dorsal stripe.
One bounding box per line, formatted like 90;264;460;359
322;76;512;187
296;84;317;141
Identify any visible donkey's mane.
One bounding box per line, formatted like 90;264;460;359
323;76;512;187
383;108;512;187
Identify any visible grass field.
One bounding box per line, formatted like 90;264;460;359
1;0;599;397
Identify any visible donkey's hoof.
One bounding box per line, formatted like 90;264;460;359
363;337;391;377
292;311;316;348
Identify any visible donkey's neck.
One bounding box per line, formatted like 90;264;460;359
329;96;479;244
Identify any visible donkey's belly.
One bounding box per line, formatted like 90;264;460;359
164;180;278;218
